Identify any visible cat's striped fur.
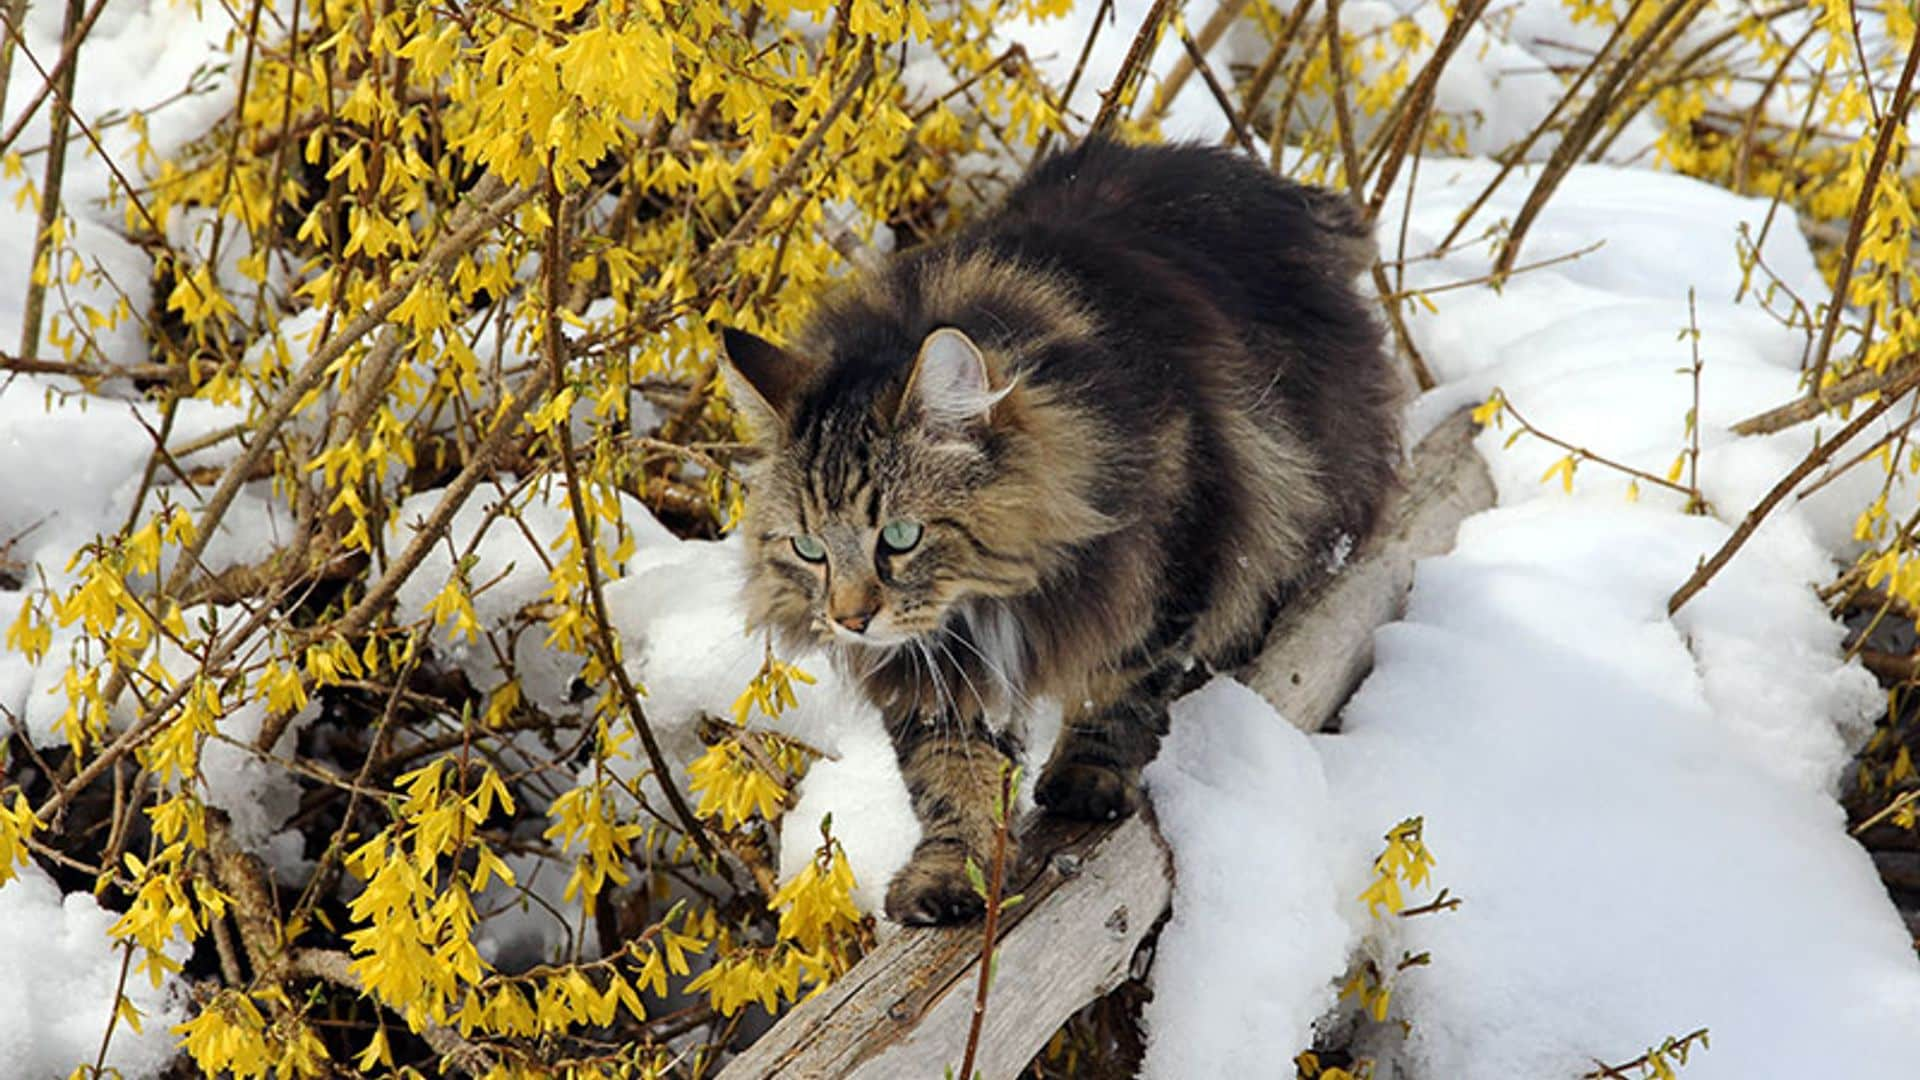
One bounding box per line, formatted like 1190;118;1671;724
721;139;1401;925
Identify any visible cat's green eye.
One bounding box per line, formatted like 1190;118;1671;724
791;534;827;562
879;520;923;553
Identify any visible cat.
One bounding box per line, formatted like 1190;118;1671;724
719;137;1401;925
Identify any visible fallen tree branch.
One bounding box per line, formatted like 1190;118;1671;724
1730;352;1920;436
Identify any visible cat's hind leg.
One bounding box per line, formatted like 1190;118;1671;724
1035;658;1184;822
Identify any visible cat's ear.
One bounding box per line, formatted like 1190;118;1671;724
718;326;815;437
899;327;1007;428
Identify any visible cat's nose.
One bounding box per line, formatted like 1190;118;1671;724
834;609;875;633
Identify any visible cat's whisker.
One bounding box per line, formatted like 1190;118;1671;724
929;634;988;722
922;636;990;777
937;624;1033;713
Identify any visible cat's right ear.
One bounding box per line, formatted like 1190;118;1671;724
717;326;815;438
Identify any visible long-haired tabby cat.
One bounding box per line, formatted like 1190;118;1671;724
720;138;1400;925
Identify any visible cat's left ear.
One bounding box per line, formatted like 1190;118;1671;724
899;327;1007;428
717;326;816;438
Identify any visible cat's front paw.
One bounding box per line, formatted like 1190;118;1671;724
884;840;988;926
1036;761;1140;822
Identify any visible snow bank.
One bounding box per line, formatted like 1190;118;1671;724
1316;503;1904;1077
1140;679;1353;1080
1;1;232;362
606;537;924;914
386;476;678;714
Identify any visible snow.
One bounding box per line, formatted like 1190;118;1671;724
386;474;678;714
0;865;187;1077
1137;501;1907;1078
1;0;234;361
1139;679;1353;1080
604;536;926;914
1316;503;1905;1078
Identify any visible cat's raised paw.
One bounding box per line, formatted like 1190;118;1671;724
884;844;986;926
1036;762;1140;822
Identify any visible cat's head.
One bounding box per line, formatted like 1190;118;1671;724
719;323;1096;657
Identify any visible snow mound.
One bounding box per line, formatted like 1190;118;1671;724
0;865;187;1077
1312;502;1908;1077
1140;678;1353;1080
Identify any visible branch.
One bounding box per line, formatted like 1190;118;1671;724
1804;37;1920;394
1730;352;1920;436
292;950;496;1076
541;166;715;859
1362;0;1492;223
1175;21;1261;155
1091;0;1179;135
1147;0;1250;124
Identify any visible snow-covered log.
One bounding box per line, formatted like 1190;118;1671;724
717;408;1495;1080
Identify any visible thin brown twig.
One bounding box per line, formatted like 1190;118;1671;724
165;176;519;619
1499;391;1701;499
1795;398;1920;504
1670;364;1920;615
541;167;713;860
1493;0;1704;278
1735;51;1832;308
1231;0;1315;144
33;575;289;823
1853;788;1920;833
0;353;180;382
1269;15;1331;170
1732;22;1818;193
1684;288;1704;510
1148;0;1250;123
708;46;875;265
1036;0;1114;158
16;0;84;362
1092;0;1181;135
957;765;1015;1080
0;0;29;127
293;950;494;1075
1322;0;1362;200
1804;36;1920;396
1730;351;1919;436
1177;23;1261;155
1398;887;1462;917
1435;3;1637;251
1584;1028;1711;1079
1362;0;1492;222
0;0;111;158
1379;239;1606;303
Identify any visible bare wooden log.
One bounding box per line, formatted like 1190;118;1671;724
719;408;1494;1079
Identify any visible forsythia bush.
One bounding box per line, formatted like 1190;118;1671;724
5;1;1072;1074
